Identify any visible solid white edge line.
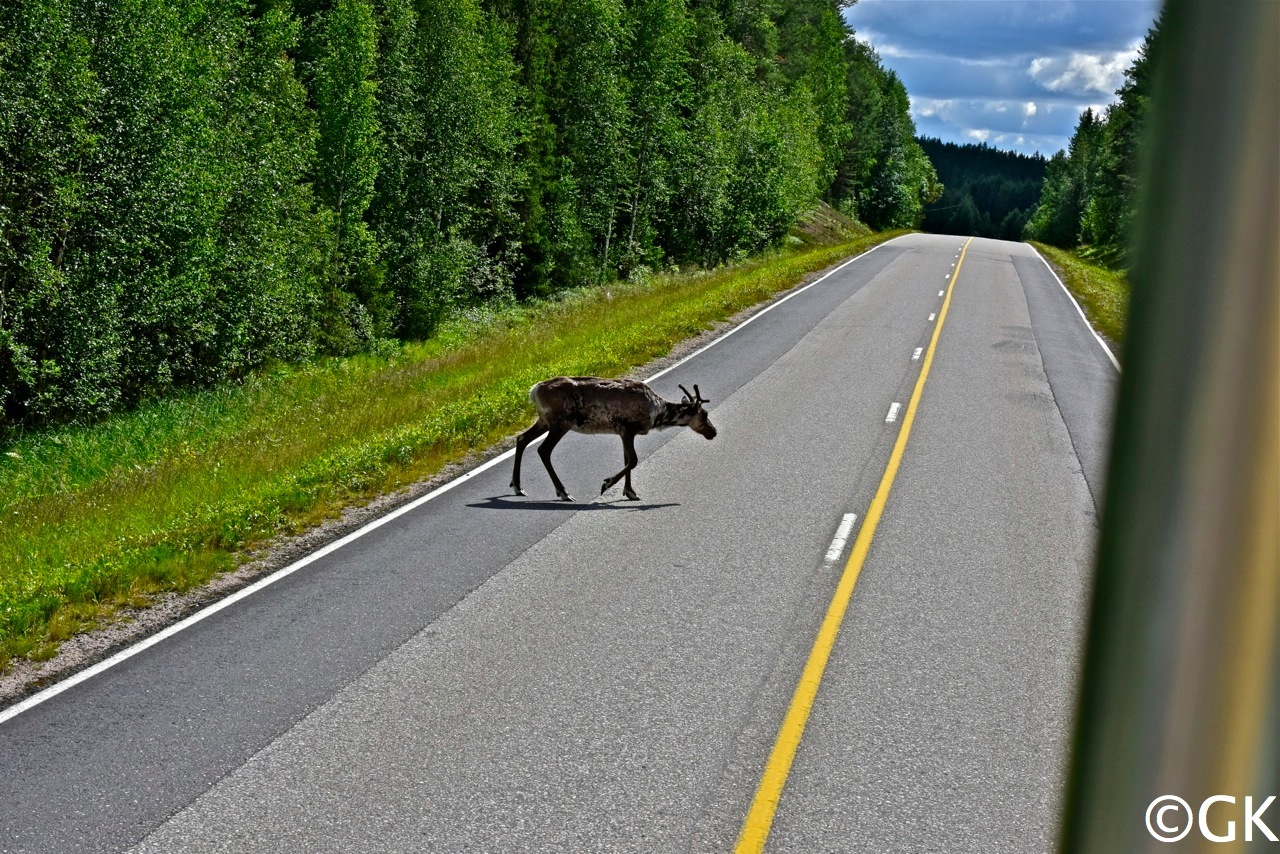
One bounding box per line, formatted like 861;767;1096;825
822;513;858;565
886;402;901;423
0;234;910;726
0;446;519;726
1028;245;1121;372
647;236;903;382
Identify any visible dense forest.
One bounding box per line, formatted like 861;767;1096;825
0;0;938;429
1023;15;1163;264
917;138;1046;240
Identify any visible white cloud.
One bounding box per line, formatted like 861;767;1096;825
965;128;991;142
858;28;912;58
1020;101;1038;129
1027;45;1139;96
910;97;953;118
844;0;1161;156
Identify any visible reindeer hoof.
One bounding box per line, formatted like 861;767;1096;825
559;493;576;502
512;487;526;496
600;480;612;496
624;490;640;501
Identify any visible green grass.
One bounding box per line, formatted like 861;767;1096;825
0;228;904;670
1030;241;1130;349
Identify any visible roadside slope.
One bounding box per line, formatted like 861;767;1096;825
0;227;897;691
1;235;1117;853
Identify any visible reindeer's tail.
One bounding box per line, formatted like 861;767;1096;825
528;380;553;421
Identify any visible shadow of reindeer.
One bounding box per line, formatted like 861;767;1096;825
468;496;680;512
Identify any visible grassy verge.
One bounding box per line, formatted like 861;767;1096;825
0;228;905;669
1030;241;1130;349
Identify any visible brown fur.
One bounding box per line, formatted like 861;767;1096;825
510;376;716;501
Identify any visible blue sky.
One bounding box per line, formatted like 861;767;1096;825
842;0;1163;157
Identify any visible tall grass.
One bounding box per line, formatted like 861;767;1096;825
0;231;903;668
1030;241;1130;348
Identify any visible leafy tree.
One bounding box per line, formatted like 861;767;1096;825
856;72;941;229
617;0;690;272
829;41;938;229
0;0;114;422
1025;14;1163;262
0;0;945;429
311;0;385;348
665;8;752;263
373;0;521;336
550;0;630;282
776;0;852;190
1;0;326;424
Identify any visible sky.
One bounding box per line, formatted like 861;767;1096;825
841;0;1163;158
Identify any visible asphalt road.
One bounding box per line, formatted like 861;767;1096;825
0;234;1118;853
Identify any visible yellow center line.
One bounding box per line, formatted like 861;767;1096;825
734;236;974;853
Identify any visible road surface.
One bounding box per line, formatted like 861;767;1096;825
0;234;1118;853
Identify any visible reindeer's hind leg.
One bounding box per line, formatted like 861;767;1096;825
538;423;574;501
601;430;640;500
511;419;547;496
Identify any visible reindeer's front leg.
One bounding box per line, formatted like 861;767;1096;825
601;430;641;500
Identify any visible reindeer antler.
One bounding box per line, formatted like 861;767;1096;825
678;383;709;405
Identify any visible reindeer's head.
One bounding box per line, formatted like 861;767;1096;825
678;384;717;440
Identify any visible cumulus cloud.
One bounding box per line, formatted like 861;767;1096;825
1021;101;1037;129
1027;47;1139;96
965;129;991;142
844;0;1159;155
910;97;953;118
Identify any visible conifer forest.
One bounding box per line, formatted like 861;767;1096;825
918;138;1046;241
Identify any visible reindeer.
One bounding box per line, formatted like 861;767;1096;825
510;376;717;501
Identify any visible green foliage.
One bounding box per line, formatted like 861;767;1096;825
1024;15;1163;263
0;229;902;666
312;0;385;342
617;0;689;271
0;0;936;431
918;138;1047;239
1030;241;1129;348
828;42;940;229
776;0;853;188
373;0;521;336
0;0;326;428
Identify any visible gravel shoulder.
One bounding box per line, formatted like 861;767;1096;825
0;252;869;711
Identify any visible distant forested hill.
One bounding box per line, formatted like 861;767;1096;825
917;138;1047;240
0;0;938;429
